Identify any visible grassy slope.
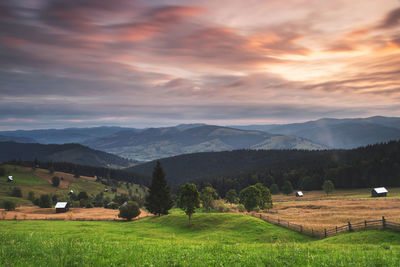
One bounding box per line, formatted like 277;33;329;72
0;164;144;206
0;213;399;266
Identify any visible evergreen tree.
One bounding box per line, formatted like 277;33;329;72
177;183;200;225
282;180;293;195
145;161;174;216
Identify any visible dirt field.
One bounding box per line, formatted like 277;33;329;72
0;206;152;221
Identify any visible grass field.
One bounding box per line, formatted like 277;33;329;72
263;188;400;231
0;212;399;266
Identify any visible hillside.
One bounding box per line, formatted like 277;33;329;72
0;213;399;266
0;164;146;207
85;125;325;161
129;140;400;193
232;116;400;148
0;142;132;168
0;126;127;144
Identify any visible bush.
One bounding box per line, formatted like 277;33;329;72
237;204;245;212
270;184;280;195
77;191;88;200
39;194;52;208
4;200;16;211
211;199;230;212
118;201;141;221
51;176;60;187
28;191;35;201
85;202;94;208
10;187;22;198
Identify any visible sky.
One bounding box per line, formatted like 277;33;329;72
0;0;400;130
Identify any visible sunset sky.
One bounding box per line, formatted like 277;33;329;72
1;0;400;130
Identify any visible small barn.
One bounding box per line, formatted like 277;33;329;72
55;202;69;213
7;176;13;182
104;188;109;192
371;187;388;197
296;191;304;197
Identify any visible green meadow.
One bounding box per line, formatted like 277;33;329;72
1;212;399;266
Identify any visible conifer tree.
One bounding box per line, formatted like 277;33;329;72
145;161;173;216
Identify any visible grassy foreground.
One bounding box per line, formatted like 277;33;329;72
0;213;399;266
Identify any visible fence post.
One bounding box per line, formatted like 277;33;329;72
382;216;386;229
348;221;352;232
260;214;262;219
364;220;367;230
324;229;327;238
336;226;338;234
312;228;314;237
300;225;303;233
278;218;280;225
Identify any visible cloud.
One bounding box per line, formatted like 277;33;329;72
378;7;400;29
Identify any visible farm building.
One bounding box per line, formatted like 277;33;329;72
7;176;13;182
104;188;108;192
69;190;74;195
371;187;388;197
55;202;69;213
296;191;304;197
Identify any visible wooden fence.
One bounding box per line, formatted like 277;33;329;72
248;213;400;239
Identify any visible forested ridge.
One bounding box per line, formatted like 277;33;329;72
130;141;400;196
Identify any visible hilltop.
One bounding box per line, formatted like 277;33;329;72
0;142;133;168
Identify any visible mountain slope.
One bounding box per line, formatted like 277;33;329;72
232;116;400;148
0;126;129;144
85;125;325;161
0;135;36;143
0;142;132;168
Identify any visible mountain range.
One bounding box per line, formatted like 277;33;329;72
231;116;400;149
1;116;400;161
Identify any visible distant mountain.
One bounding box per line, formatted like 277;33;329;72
231;116;400;149
0;135;36;143
0;126;130;144
0;142;133;168
85;125;325;161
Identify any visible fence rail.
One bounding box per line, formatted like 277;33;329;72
247;213;400;239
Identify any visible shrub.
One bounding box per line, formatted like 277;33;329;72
10;187;22;198
85;202;94;208
39;194;52;208
239;185;261;212
28;191;35;201
211;199;230;212
51;176;60;187
4;200;16;211
118;201;141;221
225;189;238;204
237;204;245;212
270;184;280;194
77;191;88;200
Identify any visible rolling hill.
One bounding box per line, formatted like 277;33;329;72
232;116;400;148
0;142;132;168
84;125;325;161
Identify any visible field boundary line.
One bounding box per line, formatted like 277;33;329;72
246;213;400;238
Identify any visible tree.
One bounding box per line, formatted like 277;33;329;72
270;184;280;195
200;186;218;212
239;185;261;212
118;201;141;221
77;191;89;200
225;189;238;203
323;180;335;196
113;193;129;205
254;183;273;210
178;183;200;225
282;180;293;195
4;200;16;211
51;176;60;187
39;194;52;208
28;191;35;201
11;187;22;198
145;161;174;216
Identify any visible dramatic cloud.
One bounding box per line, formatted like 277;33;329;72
0;0;399;129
